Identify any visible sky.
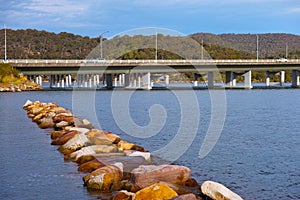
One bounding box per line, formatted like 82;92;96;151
0;0;300;38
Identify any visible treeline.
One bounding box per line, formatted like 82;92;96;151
191;33;300;59
1;29;300;60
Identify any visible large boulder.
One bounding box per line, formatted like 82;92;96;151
201;181;243;200
51;130;79;145
131;165;191;189
58;133;90;155
83;162;123;191
70;145;120;163
78;159;105;173
86;129;120;145
38;116;55;129
135;183;178;200
72;118;93;129
112;190;136;200
117;140;147;152
77;156;148;174
53;113;74;123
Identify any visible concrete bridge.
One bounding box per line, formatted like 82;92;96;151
3;59;300;89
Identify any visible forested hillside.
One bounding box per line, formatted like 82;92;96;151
0;29;299;60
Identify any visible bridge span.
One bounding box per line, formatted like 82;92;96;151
3;59;300;89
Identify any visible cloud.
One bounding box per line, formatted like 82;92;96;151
287;6;300;13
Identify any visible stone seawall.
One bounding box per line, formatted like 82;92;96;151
23;100;243;200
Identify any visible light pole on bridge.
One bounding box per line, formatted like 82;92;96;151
4;24;7;61
99;31;109;59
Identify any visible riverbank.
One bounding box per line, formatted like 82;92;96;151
23;99;244;200
0;83;42;92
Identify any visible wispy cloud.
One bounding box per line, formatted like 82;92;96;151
287;6;300;13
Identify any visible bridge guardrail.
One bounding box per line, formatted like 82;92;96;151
2;59;300;64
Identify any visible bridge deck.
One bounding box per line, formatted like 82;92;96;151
3;59;300;75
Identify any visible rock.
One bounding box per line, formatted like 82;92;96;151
112;190;136;200
50;106;71;115
201;181;243;200
78;155;148;174
55;121;69;128
86;129;120;145
53;113;74;123
70;145;119;163
117;140;147;152
73;118;93;129
135;183;178;200
125;150;151;162
51;130;79;145
160;181;201;196
171;193;199;200
78;159;105;173
67;127;90;134
38;116;55;129
131;165;191;189
83;162;123;191
50;130;63;140
23;100;33;109
58;133;90;155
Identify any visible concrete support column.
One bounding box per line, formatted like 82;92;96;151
132;73;137;88
93;75;97;87
106;74;113;89
69;75;72;87
96;74;100;86
165;74;169;87
114;77;118;87
207;71;214;89
65;75;69;88
118;74;122;86
193;73;198;87
83;74;88;88
61;75;65;88
225;71;233;86
143;72;152;90
36;75;42;86
138;75;141;88
266;71;270;87
232;73;237;86
292;70;300;87
124;73;130;87
280;71;285;86
122;74;125;86
50;75;54;88
244;70;252;89
88;75;92;88
56;75;60;87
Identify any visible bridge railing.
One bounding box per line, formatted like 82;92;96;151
2;59;300;64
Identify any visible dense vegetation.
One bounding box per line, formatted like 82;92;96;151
1;29;299;60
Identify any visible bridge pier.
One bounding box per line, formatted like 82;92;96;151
225;71;235;86
280;71;285;86
142;72;152;90
105;74;113;89
35;75;42;86
165;75;170;88
207;71;214;89
292;70;300;87
244;70;252;89
193;73;198;87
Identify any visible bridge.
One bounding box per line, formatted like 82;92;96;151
3;59;300;89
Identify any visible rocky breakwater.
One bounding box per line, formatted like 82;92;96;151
23;100;244;200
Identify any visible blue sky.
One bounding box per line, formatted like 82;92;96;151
1;0;300;38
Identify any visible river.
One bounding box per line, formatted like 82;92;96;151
0;89;299;199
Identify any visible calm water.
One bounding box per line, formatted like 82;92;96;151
0;89;299;200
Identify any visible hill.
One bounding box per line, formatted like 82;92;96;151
0;29;299;60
